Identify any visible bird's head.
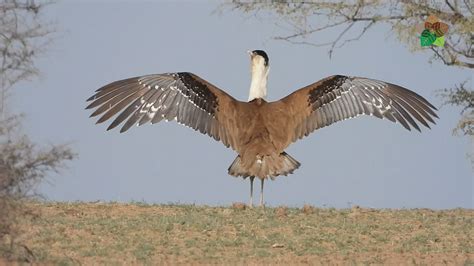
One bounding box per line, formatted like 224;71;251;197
247;50;269;101
248;50;269;69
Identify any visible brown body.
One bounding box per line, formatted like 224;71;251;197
227;98;300;179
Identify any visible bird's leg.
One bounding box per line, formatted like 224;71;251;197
260;178;265;207
249;176;255;208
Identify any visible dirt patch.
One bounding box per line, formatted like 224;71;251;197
275;206;288;218
231;202;246;210
302;204;315;215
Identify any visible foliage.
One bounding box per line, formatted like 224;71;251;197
438;80;473;135
0;0;54;94
0;107;75;263
0;0;75;261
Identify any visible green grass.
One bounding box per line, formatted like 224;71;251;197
1;202;473;264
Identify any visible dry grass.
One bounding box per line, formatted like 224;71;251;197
1;201;472;264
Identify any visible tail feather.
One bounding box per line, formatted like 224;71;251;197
228;156;250;178
228;152;301;179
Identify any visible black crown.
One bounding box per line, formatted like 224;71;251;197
252;50;269;66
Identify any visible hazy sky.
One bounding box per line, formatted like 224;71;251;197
13;1;472;209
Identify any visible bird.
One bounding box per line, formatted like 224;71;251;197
86;49;438;207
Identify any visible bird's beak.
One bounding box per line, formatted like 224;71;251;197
247;50;254;57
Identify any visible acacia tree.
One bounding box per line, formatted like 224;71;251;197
0;0;75;261
226;0;473;135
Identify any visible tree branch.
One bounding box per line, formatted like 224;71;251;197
328;22;355;58
227;0;473;69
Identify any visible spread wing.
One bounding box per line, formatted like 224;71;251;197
276;75;438;144
86;72;241;150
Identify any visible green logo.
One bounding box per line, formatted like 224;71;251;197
419;15;449;47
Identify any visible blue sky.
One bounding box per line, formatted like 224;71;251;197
13;1;472;208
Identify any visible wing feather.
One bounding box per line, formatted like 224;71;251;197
106;89;157;131
86;72;241;150
273;75;437;146
87;84;138;110
138;89;167;126
96;87;150;124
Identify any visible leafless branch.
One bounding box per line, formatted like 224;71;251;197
328;22;355;58
463;0;473;14
274;20;347;41
336;21;375;49
431;46;452;65
0;0;55;114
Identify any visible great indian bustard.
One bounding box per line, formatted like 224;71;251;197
86;50;438;207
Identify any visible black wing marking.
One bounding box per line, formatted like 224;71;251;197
292;75;438;141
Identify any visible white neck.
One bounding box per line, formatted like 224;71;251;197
248;64;269;101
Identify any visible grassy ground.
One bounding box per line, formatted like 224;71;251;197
1;202;473;264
